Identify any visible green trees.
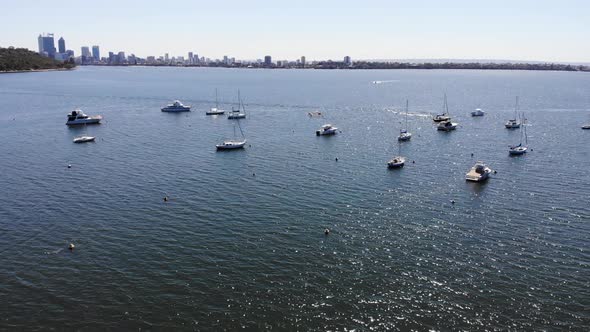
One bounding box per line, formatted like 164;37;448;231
0;47;75;72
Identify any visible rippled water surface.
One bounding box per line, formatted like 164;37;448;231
0;67;589;330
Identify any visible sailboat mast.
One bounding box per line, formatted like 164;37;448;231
403;99;408;130
215;88;219;109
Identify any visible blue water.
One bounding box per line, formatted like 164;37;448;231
0;67;589;330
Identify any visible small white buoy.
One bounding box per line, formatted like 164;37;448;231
68;243;75;250
324;228;330;235
67;164;72;169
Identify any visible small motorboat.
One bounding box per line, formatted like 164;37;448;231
316;124;338;136
471;108;485;116
465;161;492;182
387;156;405;168
216;140;246;150
73;136;96;143
206;107;225;115
66;109;102;125
582;124;590;130
161;100;191;112
437;120;457;131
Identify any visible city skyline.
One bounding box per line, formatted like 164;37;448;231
2;0;590;62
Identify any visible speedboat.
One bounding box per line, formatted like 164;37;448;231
387;156;405;168
227;110;246;119
398;129;412;141
509;144;527;155
582;124;590;129
505;119;520;129
73;136;96;143
465;161;492;182
206;107;225;115
437;120;457;131
161;100;191;112
66;109;102;125
471;108;485;116
316;124;338;136
216;139;246;150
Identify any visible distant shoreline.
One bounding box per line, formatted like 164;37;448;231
82;63;590;72
0;68;75;74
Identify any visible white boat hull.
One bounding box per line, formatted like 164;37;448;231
398;133;412;141
206;108;225;115
73;136;96;143
162;108;191;112
582;125;590;129
216;140;246;150
387;157;405;168
66;117;101;125
509;146;527;155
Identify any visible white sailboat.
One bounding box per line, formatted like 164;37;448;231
509;113;528;155
398;99;412;141
206;88;225;115
505;97;521;129
387;141;405;168
217;119;246;150
433;94;451;122
73;123;96;143
228;90;246;119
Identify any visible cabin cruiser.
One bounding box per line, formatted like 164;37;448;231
437;120;457;131
73;136;96;143
387;156;405;168
465;161;492;182
216;139;246;150
206;107;225;115
398;129;412;141
505;119;520;129
161;100;191;112
316;124;338;136
471;108;485;116
66;109;102;125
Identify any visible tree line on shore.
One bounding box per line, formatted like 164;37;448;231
316;60;590;71
0;47;75;72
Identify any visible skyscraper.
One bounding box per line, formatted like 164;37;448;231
81;46;91;58
92;46;100;61
188;52;193;64
301;56;306;68
37;33;56;58
264;55;272;67
343;56;352;66
58;37;66;54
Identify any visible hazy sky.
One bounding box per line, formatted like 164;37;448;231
1;0;589;62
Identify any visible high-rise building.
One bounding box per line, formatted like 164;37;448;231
301;56;306;67
264;55;272;66
37;33;56;58
164;53;169;63
343;56;352;66
92;46;100;61
58;37;66;54
223;55;229;65
117;51;126;64
188;52;193;64
81;46;91;58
